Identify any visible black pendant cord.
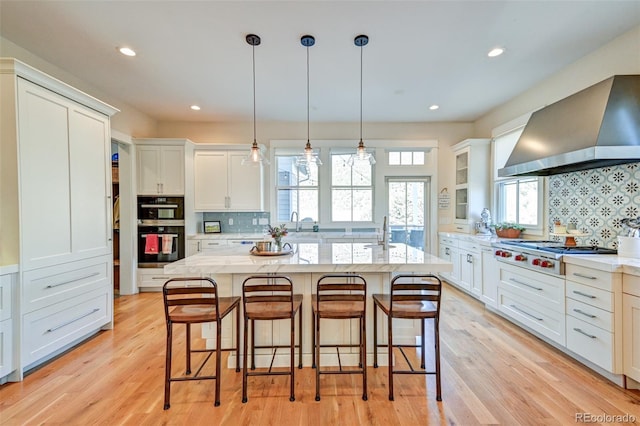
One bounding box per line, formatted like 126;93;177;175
252;43;257;145
359;42;363;144
307;44;310;144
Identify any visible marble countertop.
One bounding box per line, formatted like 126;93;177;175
165;242;452;275
0;264;18;275
562;254;640;276
188;232;379;240
438;231;498;246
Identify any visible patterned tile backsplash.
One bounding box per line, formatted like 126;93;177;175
548;162;640;248
202;212;270;234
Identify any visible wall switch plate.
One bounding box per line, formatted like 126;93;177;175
258;218;268;225
252;218;257;225
229;218;233;225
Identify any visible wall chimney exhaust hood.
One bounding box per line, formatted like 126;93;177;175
499;75;640;177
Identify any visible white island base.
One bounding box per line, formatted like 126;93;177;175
165;242;453;368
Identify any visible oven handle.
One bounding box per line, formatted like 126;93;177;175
140;204;179;209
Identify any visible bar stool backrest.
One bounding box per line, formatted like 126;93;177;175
316;273;367;312
390;274;442;317
163;277;221;323
242;275;295;319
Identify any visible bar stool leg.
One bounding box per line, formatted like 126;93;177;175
311;310;316;369
185;323;192;375
373;303;378;368
388;316;394;401
235;305;241;372
242;316;249;403
435;317;442;401
315;314;320;401
215;320;222;406
421;318;426;369
361;315;368;401
251;319;256;370
164;322;173;410
290;316;295;402
298;305;303;369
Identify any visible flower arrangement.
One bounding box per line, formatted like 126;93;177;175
268;224;288;239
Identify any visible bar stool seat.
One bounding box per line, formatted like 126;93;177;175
312;273;367;401
373;274;443;401
242;275;303;403
163;277;240;409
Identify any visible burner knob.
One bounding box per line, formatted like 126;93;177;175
502;251;512;258
514;254;527;261
532;258;541;266
495;250;502;256
540;260;554;268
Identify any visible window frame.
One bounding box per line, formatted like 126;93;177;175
273;152;320;224
329;150;374;223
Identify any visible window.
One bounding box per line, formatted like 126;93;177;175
388;151;425;166
493;127;543;232
275;155;319;223
331;153;373;221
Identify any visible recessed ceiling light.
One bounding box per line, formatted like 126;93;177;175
118;47;136;57
190;105;201;111
429;105;439;110
487;47;505;58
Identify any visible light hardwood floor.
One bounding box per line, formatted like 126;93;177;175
1;283;639;425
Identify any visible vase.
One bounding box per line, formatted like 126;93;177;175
273;236;283;251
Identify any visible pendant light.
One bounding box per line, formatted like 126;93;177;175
348;34;376;166
297;34;322;167
242;34;269;166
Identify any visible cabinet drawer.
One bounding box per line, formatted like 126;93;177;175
459;240;481;253
566;315;614;372
201;240;227;250
498;287;565;345
566;264;614;291
22;289;109;367
23;258;109;313
566;297;613;332
0;274;13;321
623;274;640;298
0;319;13;378
137;269;198;291
439;236;458;248
500;267;565;312
566;281;613;312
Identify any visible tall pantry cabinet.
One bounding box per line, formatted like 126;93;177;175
0;58;118;379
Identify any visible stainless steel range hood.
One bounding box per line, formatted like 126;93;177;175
499;75;640;177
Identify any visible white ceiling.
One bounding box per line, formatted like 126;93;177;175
1;1;638;123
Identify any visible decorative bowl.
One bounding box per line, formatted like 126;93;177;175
495;229;522;239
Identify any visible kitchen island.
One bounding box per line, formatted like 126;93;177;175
165;242;452;368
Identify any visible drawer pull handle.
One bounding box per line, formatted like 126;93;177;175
46;272;100;289
573;273;597;280
510;278;543;291
510;304;543;321
46;308;100;333
573;328;597;339
573;308;596;319
152;277;167;280
573;290;596;299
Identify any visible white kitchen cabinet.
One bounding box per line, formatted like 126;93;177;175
438;236;459;283
481;247;499;309
0;58;117;377
136;143;185;195
623;274;640;383
565;263;622;373
137;268;201;292
451;139;490;233
193;150;263;211
458;241;482;296
0;271;16;381
187;239;228;256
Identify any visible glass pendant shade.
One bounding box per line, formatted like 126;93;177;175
242;141;269;166
297;141;322;166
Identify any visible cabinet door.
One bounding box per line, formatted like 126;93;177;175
481;248;499;308
137;146;161;195
470;251;482;296
624;293;640;382
18;79;73;270
458;251;473;292
193;151;228;210
228;152;263;211
69;106;111;259
159;146;185;195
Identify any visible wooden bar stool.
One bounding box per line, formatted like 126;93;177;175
372;274;443;401
312;273;367;401
241;274;303;403
162;277;240;409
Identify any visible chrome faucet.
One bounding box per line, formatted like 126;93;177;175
290;211;300;232
378;215;389;250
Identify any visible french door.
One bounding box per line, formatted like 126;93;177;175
386;177;430;251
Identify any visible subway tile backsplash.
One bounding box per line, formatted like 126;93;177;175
202;212;270;234
548;162;640;248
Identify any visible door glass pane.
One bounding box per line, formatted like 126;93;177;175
388;179;427;250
